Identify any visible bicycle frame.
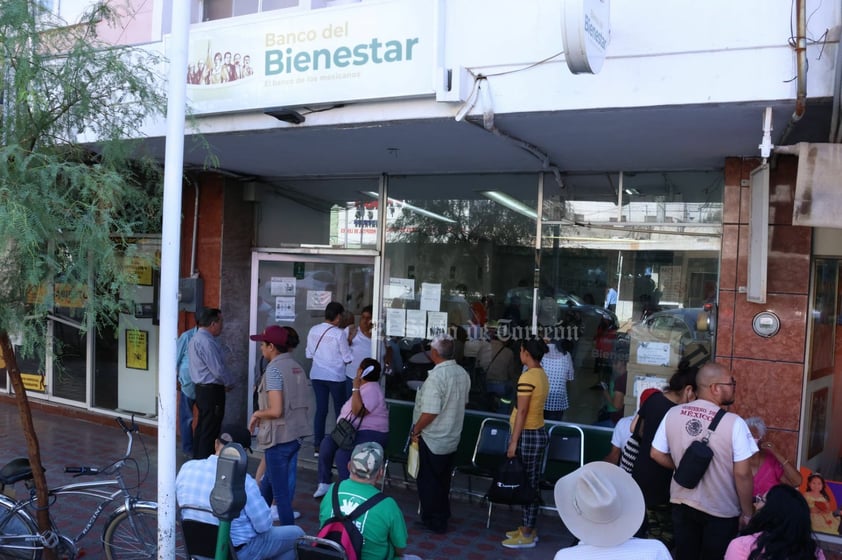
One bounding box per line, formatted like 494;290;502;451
0;417;155;558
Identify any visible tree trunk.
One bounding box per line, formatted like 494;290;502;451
0;331;57;560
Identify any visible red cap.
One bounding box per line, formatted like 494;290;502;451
249;325;288;347
640;388;660;406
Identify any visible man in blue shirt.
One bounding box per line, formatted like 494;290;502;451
189;308;236;459
177;325;198;457
604;285;618;312
176;424;304;560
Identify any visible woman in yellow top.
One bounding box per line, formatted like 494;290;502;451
502;338;549;550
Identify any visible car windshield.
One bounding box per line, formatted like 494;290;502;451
557;291;586;306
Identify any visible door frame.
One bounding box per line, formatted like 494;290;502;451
248;249;381;419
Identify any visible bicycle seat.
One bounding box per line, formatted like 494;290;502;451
0;457;39;486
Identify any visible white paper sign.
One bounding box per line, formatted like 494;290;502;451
306;290;332;311
635;341;671;366
420;282;441;311
406;309;427;338
386;308;406;337
426;311;448;338
389;277;415;300
270;276;296;296
633;376;666;408
275;297;295;319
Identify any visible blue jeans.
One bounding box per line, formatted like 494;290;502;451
237;525;304;560
178;391;194;455
311;379;347;448
260;439;301;526
319;429;389;483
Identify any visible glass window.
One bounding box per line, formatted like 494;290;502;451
254;178;381;249
377;171;721;425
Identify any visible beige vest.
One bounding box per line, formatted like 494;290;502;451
664;399;740;518
256;354;311;449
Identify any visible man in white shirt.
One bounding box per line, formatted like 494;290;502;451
306;301;352;456
553;462;671;559
650;363;757;560
344;305;374;397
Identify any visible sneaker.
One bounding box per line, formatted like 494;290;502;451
504;529;539;543
313;483;331;499
294;510;301;520
502;530;537;549
314;450;320;458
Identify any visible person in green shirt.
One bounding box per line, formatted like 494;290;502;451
318;442;422;560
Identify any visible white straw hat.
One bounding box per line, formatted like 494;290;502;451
554;462;645;547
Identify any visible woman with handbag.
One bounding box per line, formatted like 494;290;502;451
502;338;549;550
313;357;389;499
248;325;310;526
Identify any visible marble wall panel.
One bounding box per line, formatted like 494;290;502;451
732;293;808;363
720;225;739;291
730;358;803;432
766;225;811;294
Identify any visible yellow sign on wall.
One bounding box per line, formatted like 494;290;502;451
21;373;45;392
125;329;149;370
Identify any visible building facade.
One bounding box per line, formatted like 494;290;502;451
5;0;842;502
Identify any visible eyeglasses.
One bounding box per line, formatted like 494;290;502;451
711;377;737;388
753;494;766;505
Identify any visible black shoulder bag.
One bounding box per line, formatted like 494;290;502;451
673;408;727;489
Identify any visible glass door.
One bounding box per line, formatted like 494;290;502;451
249;252;377;418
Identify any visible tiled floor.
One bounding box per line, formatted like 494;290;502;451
0;399;574;559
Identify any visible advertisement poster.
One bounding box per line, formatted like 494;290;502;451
125;329;149;370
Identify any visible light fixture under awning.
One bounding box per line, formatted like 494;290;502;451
361;192;456;224
479;191;538;220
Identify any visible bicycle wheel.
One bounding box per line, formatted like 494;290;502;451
103;505;188;560
0;496;40;560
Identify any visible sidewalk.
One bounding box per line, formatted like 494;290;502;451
0;400;571;559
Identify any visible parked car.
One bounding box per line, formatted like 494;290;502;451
502;286;619;333
628;307;713;365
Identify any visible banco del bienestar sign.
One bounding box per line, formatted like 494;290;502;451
173;2;434;116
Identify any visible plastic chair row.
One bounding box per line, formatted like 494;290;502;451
450;417;585;528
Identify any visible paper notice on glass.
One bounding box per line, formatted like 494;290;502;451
635;341;671;366
275;297;295;320
306;291;332;310
426;311;448;338
389;277;415;300
270;277;296;296
633;376;667;408
386;308;406;337
406;309;427;338
420;283;441;311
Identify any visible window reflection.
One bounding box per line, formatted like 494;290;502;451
381;173;722;426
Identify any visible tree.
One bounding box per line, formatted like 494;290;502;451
0;2;165;557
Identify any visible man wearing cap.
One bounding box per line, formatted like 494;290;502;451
553;462;671;558
318;442;421;560
410;334;471;534
650;362;757;560
189;307;237;459
176;424;304;560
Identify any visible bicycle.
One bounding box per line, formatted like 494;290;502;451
0;416;174;559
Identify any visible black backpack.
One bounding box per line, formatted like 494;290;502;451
317;483;387;560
